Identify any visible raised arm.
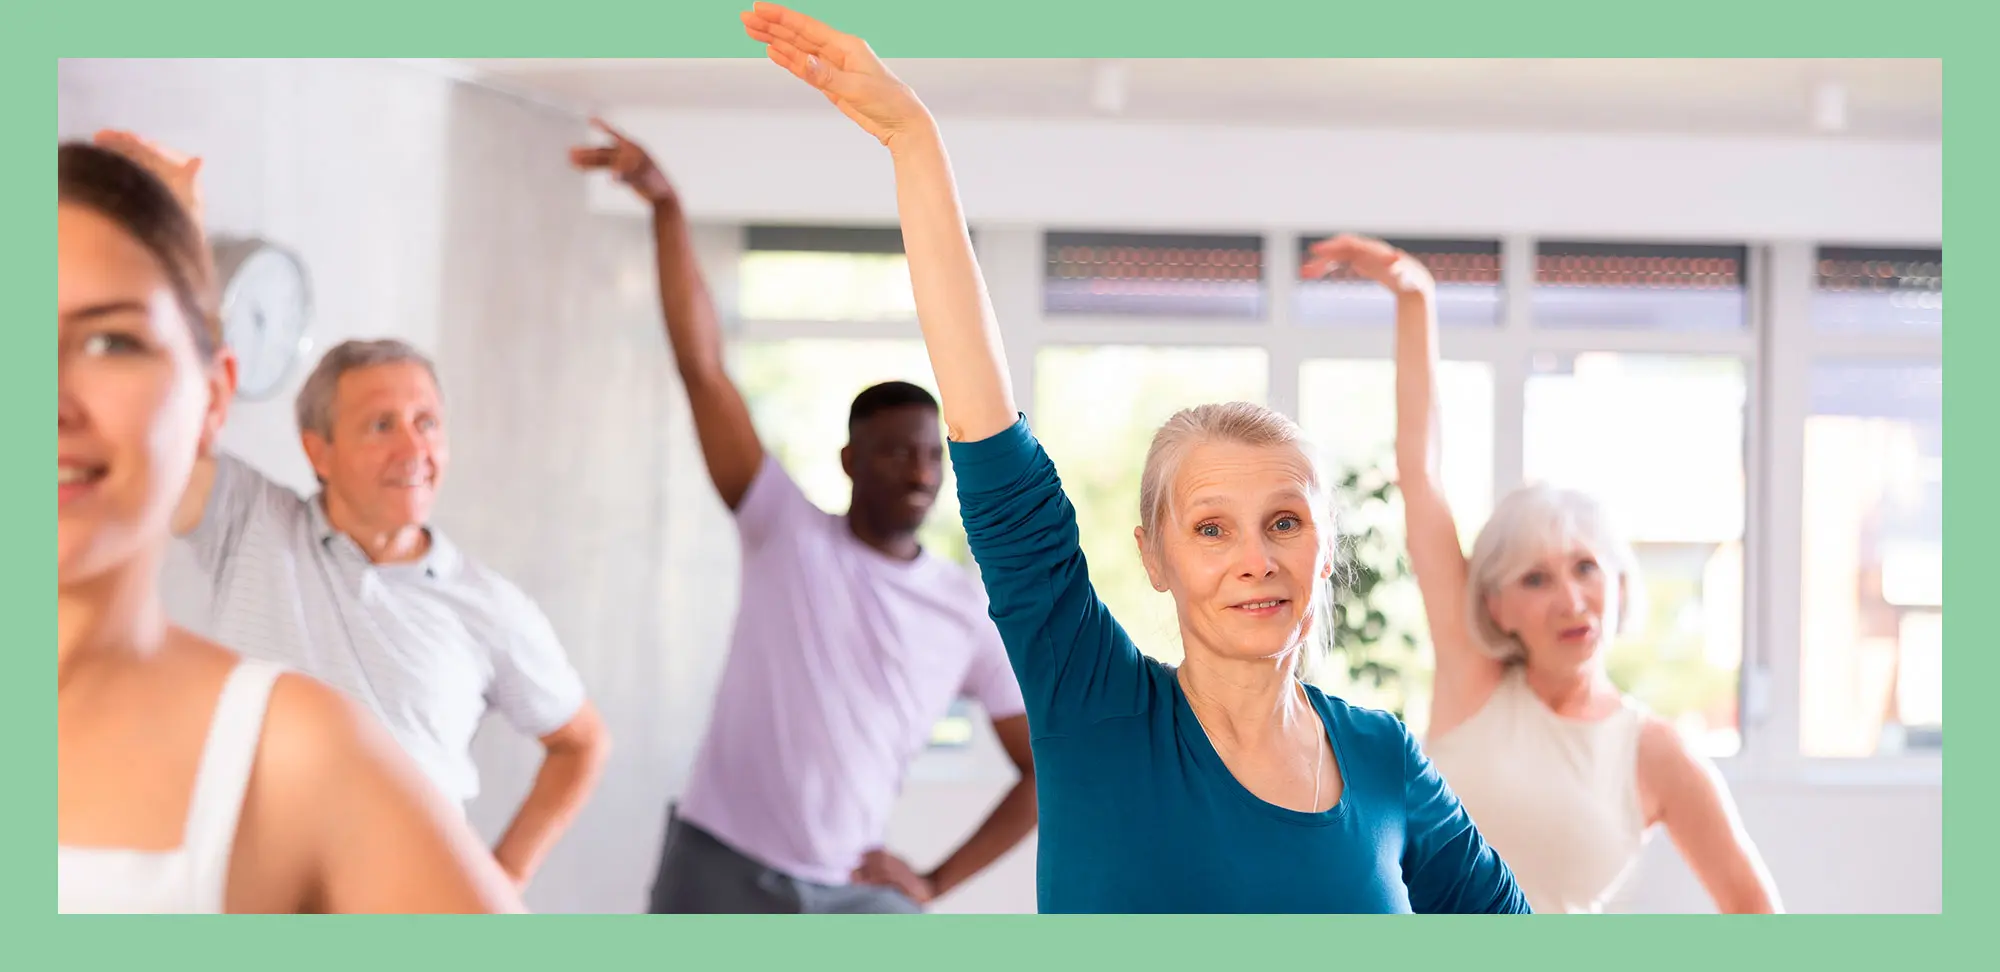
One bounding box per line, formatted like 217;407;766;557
1305;236;1502;737
571;121;766;508
741;4;1152;729
741;2;1017;443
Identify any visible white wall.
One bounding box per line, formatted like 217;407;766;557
58;59;1940;915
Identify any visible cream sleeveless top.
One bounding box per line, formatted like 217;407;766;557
1425;667;1653;913
58;659;283;913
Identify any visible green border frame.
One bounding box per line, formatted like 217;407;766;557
24;0;1976;949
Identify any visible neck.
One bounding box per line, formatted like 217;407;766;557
59;556;168;690
845;508;921;561
1519;656;1615;716
1177;647;1311;748
322;492;430;564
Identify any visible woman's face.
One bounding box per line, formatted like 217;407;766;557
1484;541;1623;669
1140;439;1332;665
57;202;225;588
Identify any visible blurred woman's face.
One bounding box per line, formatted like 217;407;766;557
57;202;221;588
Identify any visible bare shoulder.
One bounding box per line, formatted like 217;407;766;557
1636;713;1704;775
256;670;408;783
1634;713;1724;820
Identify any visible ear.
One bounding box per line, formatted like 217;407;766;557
301;429;334;484
198;348;239;459
1135;526;1169;593
840;443;855;480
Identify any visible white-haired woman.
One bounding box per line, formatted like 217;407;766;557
740;3;1528;914
1302;234;1782;913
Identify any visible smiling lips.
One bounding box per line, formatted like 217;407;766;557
58;458;106;506
1230;598;1289;618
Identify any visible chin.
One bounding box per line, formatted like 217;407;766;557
57;529;128;590
386;498;435;527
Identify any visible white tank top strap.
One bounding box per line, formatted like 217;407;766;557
182;658;286;900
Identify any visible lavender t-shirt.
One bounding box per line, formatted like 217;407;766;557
676;455;1027;886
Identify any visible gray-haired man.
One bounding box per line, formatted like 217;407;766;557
166;338;609;891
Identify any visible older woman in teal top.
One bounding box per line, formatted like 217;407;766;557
741;3;1530;914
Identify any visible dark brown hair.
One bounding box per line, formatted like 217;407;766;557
57;142;219;359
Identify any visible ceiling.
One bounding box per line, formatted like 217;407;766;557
455;58;1942;140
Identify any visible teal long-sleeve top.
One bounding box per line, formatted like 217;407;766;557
949;415;1532;915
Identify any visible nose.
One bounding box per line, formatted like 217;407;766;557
1235;535;1280;579
388;422;429;462
57;367;83;433
909;457;941;491
1557;577;1587;613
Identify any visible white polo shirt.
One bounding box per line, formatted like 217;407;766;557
163;453;586;805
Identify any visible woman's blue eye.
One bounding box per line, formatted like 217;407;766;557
1198;523;1222;538
1273;516;1300;532
81;332;144;356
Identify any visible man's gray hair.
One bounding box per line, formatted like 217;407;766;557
294;338;442;439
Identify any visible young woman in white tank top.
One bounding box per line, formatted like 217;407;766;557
58;134;521;914
1305;235;1781;914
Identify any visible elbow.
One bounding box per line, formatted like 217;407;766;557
545;704;613;775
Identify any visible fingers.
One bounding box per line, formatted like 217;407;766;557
93;130;202;179
745;3;884;76
587;116;631;143
750;3;839;51
569;145;616;168
742;10;821;58
765;44;835;92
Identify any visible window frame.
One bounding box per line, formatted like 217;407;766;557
700;223;1942;787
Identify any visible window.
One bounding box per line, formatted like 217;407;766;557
1032;346;1270;662
730;339;970;566
1296;236;1502;328
1800;361;1942;756
1533;241;1748;331
1296;359;1495;736
1524;353;1747;757
1044;231;1265;318
738;225;918;322
708;220;1940;780
1813;246;1942;335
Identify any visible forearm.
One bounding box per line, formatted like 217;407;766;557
491;743;608;885
1392;290;1444;489
886;123;1017;442
925;776;1037;899
650;198;727;379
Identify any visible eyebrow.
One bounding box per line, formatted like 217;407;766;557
1182;493;1311;513
60;300;151;325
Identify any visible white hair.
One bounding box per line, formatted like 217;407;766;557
1463;482;1645;664
1138;402;1344;662
295;338;441;439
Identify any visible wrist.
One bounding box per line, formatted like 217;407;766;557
885;116;944;160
